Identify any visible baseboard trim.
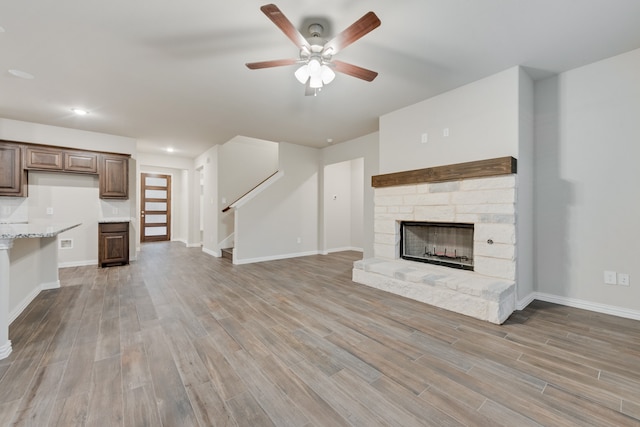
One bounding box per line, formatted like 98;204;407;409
322;246;364;255
516;292;537;310
9;287;40;324
9;280;61;324
202;247;220;258
171;239;201;248
0;340;11;360
518;292;640;321
233;250;320;265
41;280;60;291
58;260;97;268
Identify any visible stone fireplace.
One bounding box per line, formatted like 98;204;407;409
353;157;517;324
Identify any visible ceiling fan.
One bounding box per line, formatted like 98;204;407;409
246;4;381;96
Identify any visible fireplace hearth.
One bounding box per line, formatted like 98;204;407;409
401;221;474;270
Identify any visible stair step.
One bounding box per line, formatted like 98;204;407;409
221;247;233;261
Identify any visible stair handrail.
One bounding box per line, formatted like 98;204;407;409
221;170;280;213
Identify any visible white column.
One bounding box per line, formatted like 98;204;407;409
0;238;14;360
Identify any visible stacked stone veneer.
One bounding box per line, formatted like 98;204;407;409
353;175;517;324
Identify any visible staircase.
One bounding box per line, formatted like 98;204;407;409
221;247;233;262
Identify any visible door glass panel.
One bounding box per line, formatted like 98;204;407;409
145;189;167;199
145;177;167;187
145;214;166;224
145;202;167;211
145;226;167;236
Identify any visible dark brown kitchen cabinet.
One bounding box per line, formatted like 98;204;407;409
0;143;28;197
0;140;129;199
25;146;64;170
98;222;129;267
64;151;98;173
25;146;98;174
99;154;129;199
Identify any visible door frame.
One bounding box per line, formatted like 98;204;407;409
140;173;172;242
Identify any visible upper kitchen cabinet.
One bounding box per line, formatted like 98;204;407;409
99;154;129;199
0;142;27;197
0;140;129;199
25;146;98;174
64;151;98;174
25;146;64;171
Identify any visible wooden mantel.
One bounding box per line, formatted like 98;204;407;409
371;156;517;188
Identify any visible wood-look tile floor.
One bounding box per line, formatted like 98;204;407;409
1;242;640;426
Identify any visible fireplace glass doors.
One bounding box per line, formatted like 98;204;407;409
400;221;474;270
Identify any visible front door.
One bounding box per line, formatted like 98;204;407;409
140;173;171;242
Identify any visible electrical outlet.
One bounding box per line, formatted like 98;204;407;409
421;133;428;143
46;207;54;215
618;273;630;286
604;270;617;285
297;237;301;244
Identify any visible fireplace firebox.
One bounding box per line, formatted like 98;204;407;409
400;221;474;270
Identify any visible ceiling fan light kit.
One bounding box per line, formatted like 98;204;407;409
246;4;380;96
295;59;335;88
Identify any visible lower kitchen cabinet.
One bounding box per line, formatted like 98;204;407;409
98;222;129;267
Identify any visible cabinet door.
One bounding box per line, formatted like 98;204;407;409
25;146;64;170
98;223;129;267
99;154;129;199
64;151;98;174
0;143;27;197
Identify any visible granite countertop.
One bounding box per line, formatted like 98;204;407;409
0;222;81;239
98;217;133;223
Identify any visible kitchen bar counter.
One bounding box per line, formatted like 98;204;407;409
0;222;81;359
0;222;81;239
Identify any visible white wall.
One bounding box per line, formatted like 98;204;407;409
0;118;136;156
218;136;279;245
379;68;520;174
322;132;379;258
324;160;353;252
234;142;319;263
323;157;365;253
534;47;640;314
517;68;535;303
195;145;219;256
350;158;364;250
28;172;100;266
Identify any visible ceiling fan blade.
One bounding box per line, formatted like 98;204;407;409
323;11;380;55
260;4;310;49
246;58;298;69
333;60;378;82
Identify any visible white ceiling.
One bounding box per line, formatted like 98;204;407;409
1;1;639;158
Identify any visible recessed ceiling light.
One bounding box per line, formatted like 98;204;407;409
71;108;89;116
8;69;34;79
166;147;175;153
